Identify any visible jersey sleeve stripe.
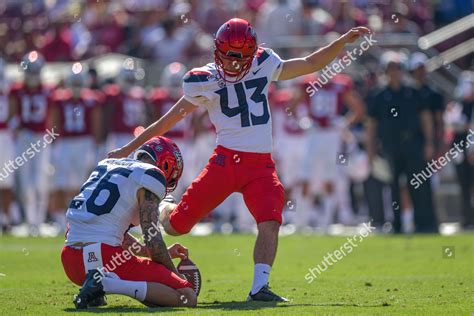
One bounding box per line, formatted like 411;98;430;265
256;48;271;65
183;73;210;83
140;173;166;200
144;168;167;187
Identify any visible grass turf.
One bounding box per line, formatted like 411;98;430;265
0;233;473;315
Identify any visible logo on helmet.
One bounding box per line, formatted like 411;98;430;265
173;150;183;169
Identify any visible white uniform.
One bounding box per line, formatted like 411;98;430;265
0;93;13;188
65;158;167;246
183;47;283;153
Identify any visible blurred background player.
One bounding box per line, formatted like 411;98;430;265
366;52;437;233
49;64;103;230
104;60;146;154
449;71;474;229
299;73;365;230
148;62;190;196
398;52;445;233
0;58;14;232
270;83;310;228
9;51;52;235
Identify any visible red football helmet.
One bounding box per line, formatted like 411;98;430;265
134;136;184;193
214;18;258;83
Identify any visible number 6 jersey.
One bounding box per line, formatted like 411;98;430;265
183;47;283;153
65;158;167;246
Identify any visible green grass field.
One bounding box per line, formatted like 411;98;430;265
0;233;473;315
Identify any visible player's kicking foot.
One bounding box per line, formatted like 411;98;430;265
74;269;106;309
88;295;107;307
246;284;289;302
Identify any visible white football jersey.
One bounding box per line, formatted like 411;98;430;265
183;47;283;153
66;158;167;246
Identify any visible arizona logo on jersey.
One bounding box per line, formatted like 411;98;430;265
87;252;98;263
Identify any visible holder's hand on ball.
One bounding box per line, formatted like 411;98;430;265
168;243;189;260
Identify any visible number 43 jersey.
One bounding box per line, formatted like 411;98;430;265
65;158;167;246
183;47;283;153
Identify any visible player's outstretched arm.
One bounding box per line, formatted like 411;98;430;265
137;188;179;274
277;27;372;81
108;97;198;158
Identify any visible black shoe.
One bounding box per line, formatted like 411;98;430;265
88;295;107;307
247;284;289;302
74;269;106;309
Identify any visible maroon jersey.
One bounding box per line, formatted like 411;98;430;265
270;87;306;135
105;84;146;134
51;88;103;138
148;87;189;139
0;89;9;130
10;83;52;132
302;74;353;128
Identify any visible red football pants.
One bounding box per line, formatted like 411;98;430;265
170;145;285;234
61;243;191;289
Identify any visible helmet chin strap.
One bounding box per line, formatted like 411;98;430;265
215;61;248;83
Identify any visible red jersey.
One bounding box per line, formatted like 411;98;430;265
0;89;9;130
10;83;52;132
148;88;189;139
104;84;146;134
303;74;353;128
51;88;103;138
270;87;306;135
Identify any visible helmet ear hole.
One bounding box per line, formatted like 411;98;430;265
163;161;169;171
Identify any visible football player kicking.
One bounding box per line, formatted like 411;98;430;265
61;136;197;309
109;18;371;302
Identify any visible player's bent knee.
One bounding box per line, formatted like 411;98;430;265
177;287;197;307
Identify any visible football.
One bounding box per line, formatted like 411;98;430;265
177;258;202;296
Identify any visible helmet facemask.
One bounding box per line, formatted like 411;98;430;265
214;48;256;83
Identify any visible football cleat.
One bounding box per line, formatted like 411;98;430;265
74;269;105;309
246;284;289;302
88;295;107;307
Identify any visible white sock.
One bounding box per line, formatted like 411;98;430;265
401;208;414;233
101;276;147;301
251;263;271;295
321;194;336;228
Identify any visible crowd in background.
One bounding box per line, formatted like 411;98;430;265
0;0;472;236
0;0;471;63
